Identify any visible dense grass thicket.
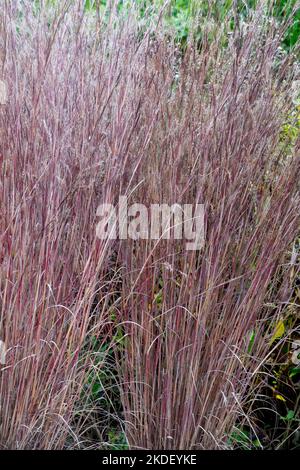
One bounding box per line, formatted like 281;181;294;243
0;0;299;450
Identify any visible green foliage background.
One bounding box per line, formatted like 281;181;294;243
83;0;299;49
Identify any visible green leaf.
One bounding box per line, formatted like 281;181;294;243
289;367;300;379
286;410;295;421
247;329;255;354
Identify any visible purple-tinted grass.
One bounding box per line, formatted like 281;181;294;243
0;0;299;449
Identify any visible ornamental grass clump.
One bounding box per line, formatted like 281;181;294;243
0;0;299;450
